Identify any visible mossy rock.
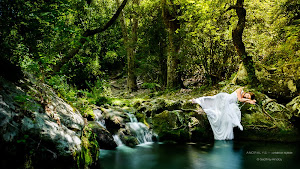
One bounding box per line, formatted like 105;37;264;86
256;63;299;103
152;110;190;142
182;101;197;109
100;107;126;134
134;99;167;117
134;112;150;128
153;110;177;129
165;100;183;111
88;121;117;150
286;96;300;117
120;135;139;148
263;100;291;119
76;126;100;169
234;62;299;103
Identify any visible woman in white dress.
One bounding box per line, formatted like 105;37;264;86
191;87;256;140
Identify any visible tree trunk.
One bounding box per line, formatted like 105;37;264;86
162;0;182;89
159;41;167;88
167;30;181;88
116;0;138;92
227;0;258;84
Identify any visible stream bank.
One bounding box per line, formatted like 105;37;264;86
1;74;299;168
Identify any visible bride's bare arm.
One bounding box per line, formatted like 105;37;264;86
239;98;256;104
236;87;244;101
236;87;256;104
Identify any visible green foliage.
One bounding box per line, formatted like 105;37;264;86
14;94;40;113
46;75;112;118
177;0;239;85
135;0;168;86
244;0;300;66
141;83;161;91
17;135;29;144
1;0;298;102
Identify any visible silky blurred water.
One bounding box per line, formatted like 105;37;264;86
99;141;300;169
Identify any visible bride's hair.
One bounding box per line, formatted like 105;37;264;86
248;92;255;100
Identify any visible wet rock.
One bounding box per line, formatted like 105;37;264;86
88;121;117;150
100;107;126;134
121;135;139;148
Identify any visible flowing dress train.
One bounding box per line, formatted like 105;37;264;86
194;91;243;140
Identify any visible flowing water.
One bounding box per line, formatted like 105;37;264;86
99;141;300;169
96;111;299;169
125;113;153;144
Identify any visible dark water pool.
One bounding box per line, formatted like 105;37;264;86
99;141;300;169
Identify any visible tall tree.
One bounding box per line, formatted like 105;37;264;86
227;0;258;84
116;0;138;92
161;0;183;89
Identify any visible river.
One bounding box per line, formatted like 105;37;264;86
99;140;300;169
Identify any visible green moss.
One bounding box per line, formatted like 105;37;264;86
153;110;177;131
76;126;100;169
135;112;149;128
152;110;190;142
81;107;95;121
120;135;139;148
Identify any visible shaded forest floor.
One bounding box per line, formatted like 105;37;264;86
108;76;229;105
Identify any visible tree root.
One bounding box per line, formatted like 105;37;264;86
260;99;277;122
245;124;277;129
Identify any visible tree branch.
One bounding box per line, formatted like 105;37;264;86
53;0;128;72
84;0;128;37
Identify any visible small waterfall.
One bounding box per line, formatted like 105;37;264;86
94;109;106;128
127;113;138;122
126;113;153;144
95;108;153;147
113;135;123;146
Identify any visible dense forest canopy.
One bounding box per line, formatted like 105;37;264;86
0;0;299;95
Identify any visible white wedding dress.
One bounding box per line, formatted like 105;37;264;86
194;91;243;140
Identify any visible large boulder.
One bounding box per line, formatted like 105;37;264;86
133;98;213;142
0;77;85;168
152;110;190;143
41;83;84;132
